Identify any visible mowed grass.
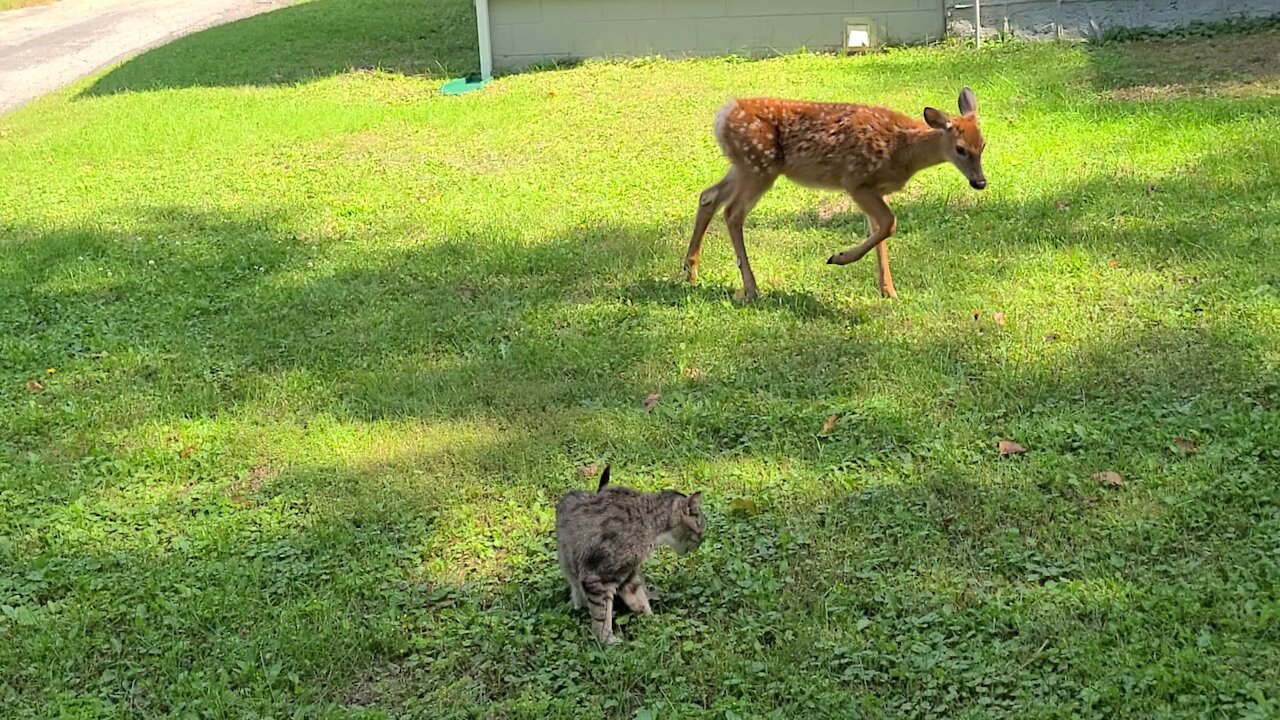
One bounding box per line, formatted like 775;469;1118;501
0;0;54;11
1;1;1278;717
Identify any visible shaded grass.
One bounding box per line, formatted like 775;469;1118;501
1;2;1279;718
1089;27;1280;99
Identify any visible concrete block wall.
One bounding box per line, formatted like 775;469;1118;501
489;0;946;71
945;0;1279;41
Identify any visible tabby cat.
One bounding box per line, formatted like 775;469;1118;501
555;465;705;644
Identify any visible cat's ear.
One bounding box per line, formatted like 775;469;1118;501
597;464;611;492
686;492;702;513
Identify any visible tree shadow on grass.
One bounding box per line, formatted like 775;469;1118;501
2;190;1278;715
849;141;1271;292
79;0;479;97
2;138;1275;451
6;319;1275;715
0;206;844;442
624;277;843;322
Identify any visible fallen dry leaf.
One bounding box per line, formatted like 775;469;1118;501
1173;436;1200;454
179;445;196;458
681;367;706;381
820;414;839;436
1092;470;1125;488
1055;200;1070;211
993;311;1006;327
728;498;760;515
25;379;44;392
643;393;661;411
576;463;600;477
1109;259;1119;268
997;439;1027;456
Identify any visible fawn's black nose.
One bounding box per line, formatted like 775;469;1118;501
970;178;987;190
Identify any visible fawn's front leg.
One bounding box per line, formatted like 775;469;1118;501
827;188;898;299
873;228;897;300
686;175;732;282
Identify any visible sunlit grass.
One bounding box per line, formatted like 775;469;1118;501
0;0;53;11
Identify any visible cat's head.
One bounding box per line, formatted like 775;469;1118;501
664;492;705;556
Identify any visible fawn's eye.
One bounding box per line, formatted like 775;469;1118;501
955;146;968;157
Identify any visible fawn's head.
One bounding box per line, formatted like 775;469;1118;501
924;87;986;190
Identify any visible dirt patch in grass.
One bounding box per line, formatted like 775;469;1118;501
1093;30;1280;99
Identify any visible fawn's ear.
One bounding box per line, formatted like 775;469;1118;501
958;87;978;116
923;107;950;130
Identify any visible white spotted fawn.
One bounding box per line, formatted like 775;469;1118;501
685;88;987;300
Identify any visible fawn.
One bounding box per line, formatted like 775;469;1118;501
684;88;986;300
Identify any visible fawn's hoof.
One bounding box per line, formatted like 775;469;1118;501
827;250;866;266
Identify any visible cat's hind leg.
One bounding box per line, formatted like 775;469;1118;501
582;574;618;644
558;548;585;609
569;580;586;610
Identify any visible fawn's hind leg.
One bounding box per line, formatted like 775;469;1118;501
723;173;775;302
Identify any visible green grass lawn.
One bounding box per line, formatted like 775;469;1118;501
1;1;1278;717
0;0;54;11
